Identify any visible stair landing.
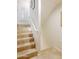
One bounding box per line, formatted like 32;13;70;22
31;48;61;59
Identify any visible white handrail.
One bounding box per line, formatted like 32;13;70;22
32;22;38;32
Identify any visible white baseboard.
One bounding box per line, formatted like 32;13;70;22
38;47;61;56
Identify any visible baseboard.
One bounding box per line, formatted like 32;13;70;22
38;47;61;56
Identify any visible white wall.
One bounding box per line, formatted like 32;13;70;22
39;0;62;50
17;0;31;25
41;0;61;24
30;0;62;51
17;0;30;21
41;5;62;51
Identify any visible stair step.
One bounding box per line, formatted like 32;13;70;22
17;27;31;30
17;37;33;40
17;29;32;33
17;57;29;59
17;31;32;35
17;24;37;59
17;42;35;52
17;49;37;59
17;27;31;31
17;24;30;27
17;37;34;45
17;33;33;39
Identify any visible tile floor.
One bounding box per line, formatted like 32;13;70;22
31;48;61;59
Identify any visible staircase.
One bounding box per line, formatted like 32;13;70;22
17;24;38;59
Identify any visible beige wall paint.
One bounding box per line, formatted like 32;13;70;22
41;0;61;24
39;0;62;50
41;5;62;50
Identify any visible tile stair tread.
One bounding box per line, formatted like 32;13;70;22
17;24;30;27
17;42;35;48
17;37;33;40
17;36;33;39
17;27;31;31
17;29;31;32
17;31;32;36
17;27;30;28
17;37;34;45
17;31;32;34
17;49;37;58
17;34;33;38
17;32;32;36
17;28;31;31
